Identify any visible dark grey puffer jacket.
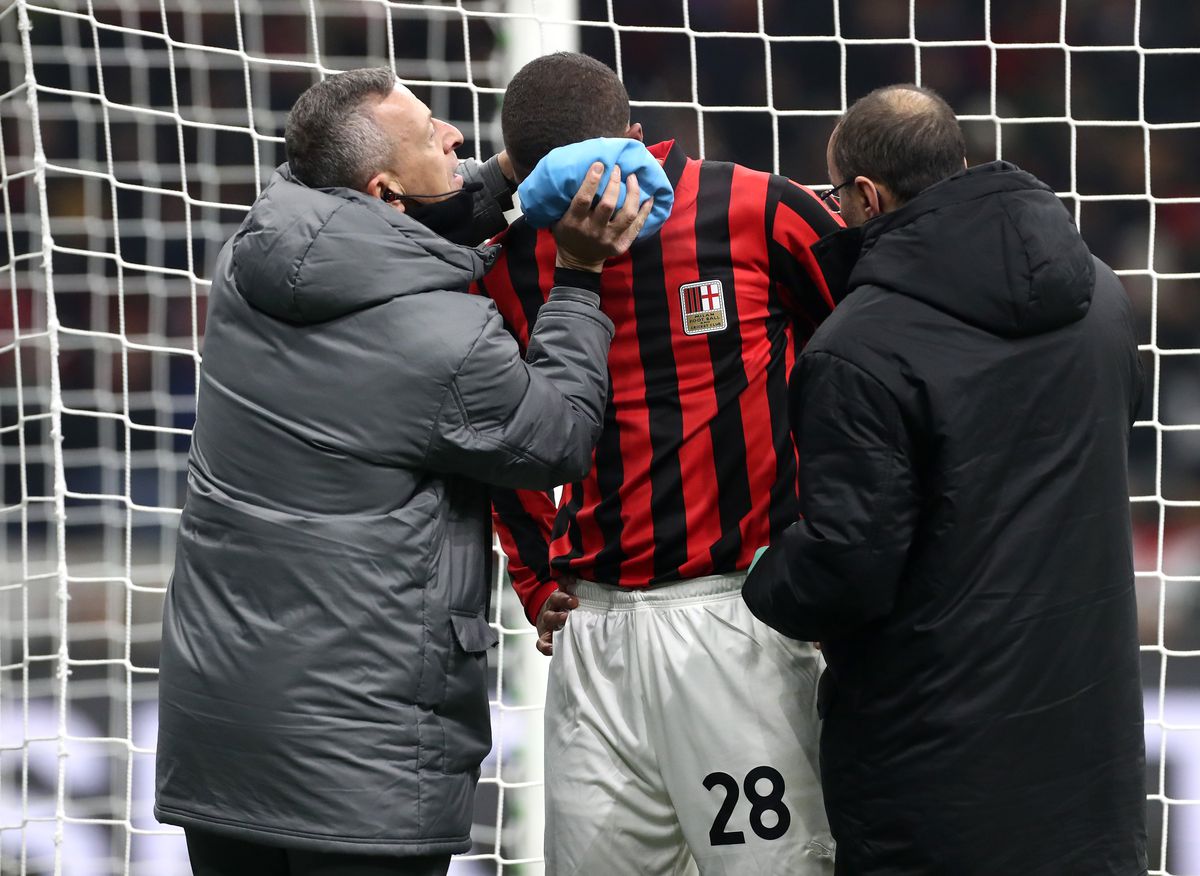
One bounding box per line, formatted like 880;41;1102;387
155;165;614;855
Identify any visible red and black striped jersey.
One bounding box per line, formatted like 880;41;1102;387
475;140;843;623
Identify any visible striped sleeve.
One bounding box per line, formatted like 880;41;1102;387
766;177;844;338
492;490;560;624
475;219;565;624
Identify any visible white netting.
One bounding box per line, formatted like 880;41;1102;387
1;1;1197;874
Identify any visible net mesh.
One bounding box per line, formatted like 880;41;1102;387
1;1;1197;874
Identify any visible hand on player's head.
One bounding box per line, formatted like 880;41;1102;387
552;164;653;272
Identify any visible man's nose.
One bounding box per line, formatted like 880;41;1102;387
437;119;464;153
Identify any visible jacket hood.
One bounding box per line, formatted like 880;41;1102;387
231;164;497;324
814;161;1095;337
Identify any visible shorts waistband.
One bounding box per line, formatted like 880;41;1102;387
572;571;747;610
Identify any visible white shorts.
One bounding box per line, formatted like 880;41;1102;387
544;573;834;876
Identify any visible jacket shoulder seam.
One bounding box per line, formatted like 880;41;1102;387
995;193;1036;313
802;348;909;562
803;346;899;404
289;201;352;308
421;307;492;468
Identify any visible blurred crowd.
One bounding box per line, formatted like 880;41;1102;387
9;0;1193;657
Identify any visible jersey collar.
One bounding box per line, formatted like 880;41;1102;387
648;139;688;190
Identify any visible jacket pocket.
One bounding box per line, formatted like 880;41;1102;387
438;610;498;775
451;610;500;653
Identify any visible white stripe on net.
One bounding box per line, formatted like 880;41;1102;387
15;5;74;874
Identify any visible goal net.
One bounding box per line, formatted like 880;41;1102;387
2;1;1197;874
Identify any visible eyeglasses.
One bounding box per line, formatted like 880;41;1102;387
819;180;853;213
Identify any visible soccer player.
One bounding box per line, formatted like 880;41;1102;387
476;53;843;875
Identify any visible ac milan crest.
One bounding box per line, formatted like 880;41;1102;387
679;279;727;335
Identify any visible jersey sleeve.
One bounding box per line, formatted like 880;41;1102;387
492;489;561;624
766;177;845;341
474;220;566;625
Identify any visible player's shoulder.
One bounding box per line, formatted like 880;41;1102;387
693;158;821;211
696;156;787;187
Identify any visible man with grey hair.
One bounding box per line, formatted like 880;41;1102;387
744;84;1147;874
154;67;651;875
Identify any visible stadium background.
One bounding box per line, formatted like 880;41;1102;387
2;0;1198;873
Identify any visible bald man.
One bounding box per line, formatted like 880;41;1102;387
744;84;1147;875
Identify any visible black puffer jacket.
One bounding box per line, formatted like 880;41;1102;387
744;162;1146;875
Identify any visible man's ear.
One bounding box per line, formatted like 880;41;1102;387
853;176;881;219
868;178;901;217
853;176;900;219
625;122;644;143
365;171;406;211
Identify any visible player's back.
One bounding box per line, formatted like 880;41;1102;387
480;140;841;592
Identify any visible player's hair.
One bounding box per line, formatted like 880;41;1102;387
830;84;966;205
502;52;631;176
285;67;396;190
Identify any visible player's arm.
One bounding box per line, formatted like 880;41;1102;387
743;349;920;642
474;211;571;633
477;270;570;635
492;488;577;657
493;489;558;619
480;169;644;650
766;177;845;333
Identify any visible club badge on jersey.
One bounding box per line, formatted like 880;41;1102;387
680;279;728;335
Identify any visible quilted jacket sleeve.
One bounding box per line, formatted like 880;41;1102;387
743;349;921;642
423;272;613;491
459;155;517;243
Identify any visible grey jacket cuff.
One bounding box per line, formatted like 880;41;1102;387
544;283;613;335
460;155;517;241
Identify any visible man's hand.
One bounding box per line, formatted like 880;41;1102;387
536;583;579;657
496;150;517;186
553;163;653;272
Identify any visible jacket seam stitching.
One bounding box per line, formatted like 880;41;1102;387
421;314;488;469
802;348;908;559
433;311;587;471
154;803;469;846
289;201;350;309
996;194;1036;316
804;348;901;407
539;297;613;334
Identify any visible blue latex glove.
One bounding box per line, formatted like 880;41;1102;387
517;137;674;240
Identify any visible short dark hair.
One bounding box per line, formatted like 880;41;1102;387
502;52;630;175
830;84;966;205
284;67;396;190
